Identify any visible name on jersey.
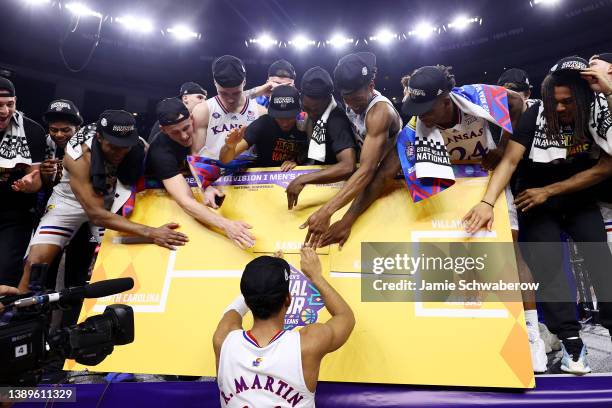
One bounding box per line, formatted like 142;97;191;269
211;123;243;135
444;127;484;146
220;374;306;407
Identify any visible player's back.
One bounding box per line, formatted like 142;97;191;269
217;329;315;407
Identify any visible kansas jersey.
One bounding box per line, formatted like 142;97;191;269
218;329;315;408
202;96;260;159
440;110;496;163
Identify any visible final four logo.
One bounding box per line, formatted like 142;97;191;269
284;265;324;330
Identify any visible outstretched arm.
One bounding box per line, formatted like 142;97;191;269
320;147;401;247
65;154;188;249
301;103;397;247
463;140;525;233
286;148;357;210
162;174;255;249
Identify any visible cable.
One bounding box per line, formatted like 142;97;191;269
58;14;104;73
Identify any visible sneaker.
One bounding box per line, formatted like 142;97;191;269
539;323;562;353
529;336;548;373
560;337;591;375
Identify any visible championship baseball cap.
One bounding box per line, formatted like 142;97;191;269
301;66;334;97
240;256;291;301
43;99;83;126
179;82;206;96
156;97;190;126
334;52;377;95
0;77;15;97
402;66;448;117
268;59;296;79
549;56;589;74
212;55;246;88
268;85;301;119
497;68;532;92
590;53;612;64
96;110;139;147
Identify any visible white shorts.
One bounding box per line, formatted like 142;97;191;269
599;202;612;242
29;193;104;249
505;185;519;231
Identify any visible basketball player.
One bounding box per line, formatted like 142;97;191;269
300;52;402;246
214;247;355;407
192;55;266;159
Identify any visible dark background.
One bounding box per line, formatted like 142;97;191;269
1;0;611;134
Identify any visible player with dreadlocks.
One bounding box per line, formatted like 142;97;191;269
463;56;612;375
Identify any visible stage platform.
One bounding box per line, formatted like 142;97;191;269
18;375;612;407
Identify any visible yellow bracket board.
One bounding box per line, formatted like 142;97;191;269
67;166;534;389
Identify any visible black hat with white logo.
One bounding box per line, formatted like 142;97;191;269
43;99;83;126
96;110;139;147
179;82;206;96
268;59;296;79
268;85;301;119
212;55;246;88
549;56;589;74
401;66;448;116
497;68;532;92
156;97;190;126
333;52;377;95
240;256;291;301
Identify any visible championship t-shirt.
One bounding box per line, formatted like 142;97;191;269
244;114;308;167
145;132;190;181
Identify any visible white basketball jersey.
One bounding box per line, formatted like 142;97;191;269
345;90;401;146
218;330;315;408
202;96;260;159
440;110;496;163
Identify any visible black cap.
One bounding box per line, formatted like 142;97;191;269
213;55;246;88
43;99;83;126
180;82;206;96
96;110;139;147
156;97;190;126
401;66;448;117
333;52;376;95
301;66;334;97
268;85;301;119
268;59;296;79
497;68;532;92
240;256;291;301
0;77;15;97
591;53;612;64
550;56;589;74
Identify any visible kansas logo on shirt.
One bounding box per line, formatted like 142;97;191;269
252;357;263;367
212;112;221;119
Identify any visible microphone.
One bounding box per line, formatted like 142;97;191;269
11;278;134;308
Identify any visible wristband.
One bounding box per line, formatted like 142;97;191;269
480;200;494;208
223;294;249;317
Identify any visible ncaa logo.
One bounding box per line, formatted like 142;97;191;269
247;110;254;119
212;112;221;119
405;140;415;158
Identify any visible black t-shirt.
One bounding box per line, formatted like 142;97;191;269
244;114;308;167
511;102;597;194
0;116;46;213
312;106;358;165
145;132;190;181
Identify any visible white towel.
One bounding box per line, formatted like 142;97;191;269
529;95;612;163
413;92;502;181
0;111;31;169
307;98;337;162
